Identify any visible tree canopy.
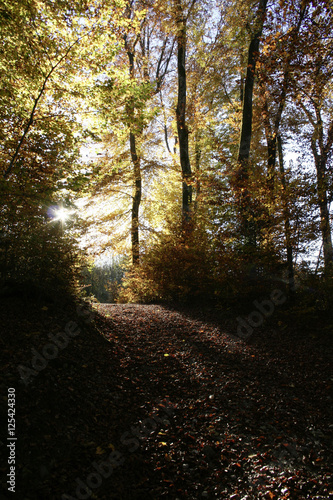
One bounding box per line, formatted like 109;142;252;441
1;0;333;304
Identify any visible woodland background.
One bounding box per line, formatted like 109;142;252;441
1;0;333;310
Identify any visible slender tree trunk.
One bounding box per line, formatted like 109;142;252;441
297;62;333;275
160;93;172;153
309;108;333;274
260;95;276;196
236;0;268;246
130;131;142;265
267;136;277;190
175;0;192;229
238;0;268;162
315;156;333;273
277;135;295;294
194;132;201;211
240;49;245;104
126;45;142;265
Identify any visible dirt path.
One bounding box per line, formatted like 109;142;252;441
92;304;333;500
1;299;332;499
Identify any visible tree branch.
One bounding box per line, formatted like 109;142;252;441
3;33;91;179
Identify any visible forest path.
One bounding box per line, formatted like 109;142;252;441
92;303;332;499
1;299;332;500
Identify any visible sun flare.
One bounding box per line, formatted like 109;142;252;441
48;205;73;223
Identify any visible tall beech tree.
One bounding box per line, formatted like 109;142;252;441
258;0;307;193
174;0;197;229
124;4;173;263
300;102;333;273
87;0;174;264
277;134;295;292
0;0;130;288
235;0;268;247
293;1;333;273
124;28;143;265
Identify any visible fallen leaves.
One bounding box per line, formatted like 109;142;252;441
1;299;332;499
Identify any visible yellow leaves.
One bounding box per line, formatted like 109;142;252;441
96;443;114;455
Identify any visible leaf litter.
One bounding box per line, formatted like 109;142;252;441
0;299;332;499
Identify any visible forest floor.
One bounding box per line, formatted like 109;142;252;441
0;297;332;500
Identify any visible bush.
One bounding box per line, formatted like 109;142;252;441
118;222;215;304
0;216;84;301
118;218;290;307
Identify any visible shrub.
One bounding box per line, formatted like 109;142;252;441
118;222;214;304
0;215;84;301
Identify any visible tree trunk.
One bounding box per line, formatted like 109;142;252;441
194;132;201;211
175;0;192;228
267;135;277;192
236;0;268;246
277;135;295;294
130;131;142;265
260;95;277;196
126;44;142;265
309;108;333;274
315;156;333;273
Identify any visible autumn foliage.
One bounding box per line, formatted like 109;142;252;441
1;0;333;308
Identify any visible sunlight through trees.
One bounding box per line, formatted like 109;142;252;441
1;0;333;303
